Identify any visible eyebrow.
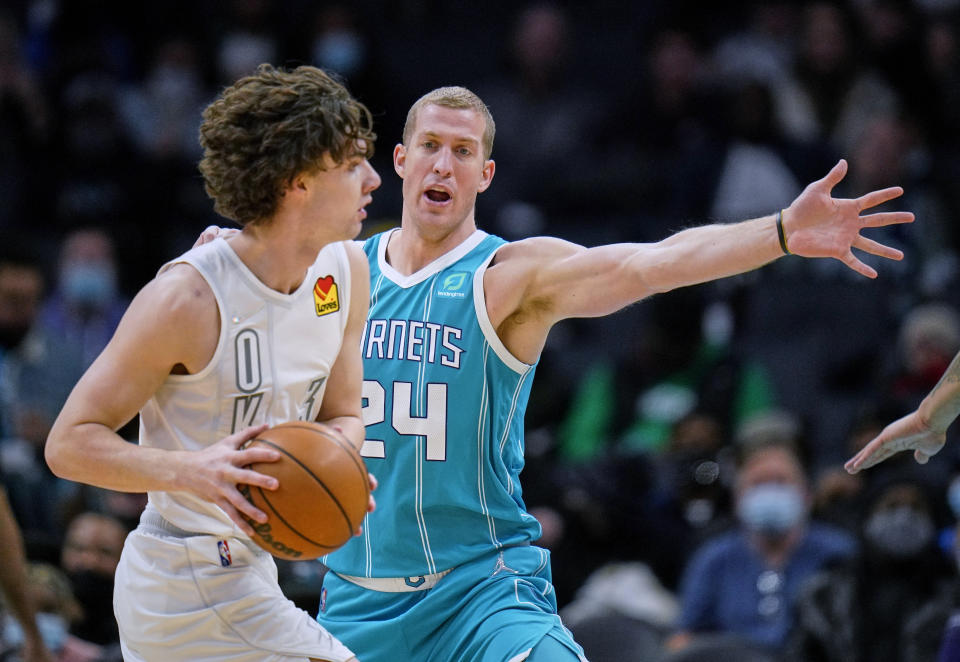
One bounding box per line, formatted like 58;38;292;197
420;131;481;146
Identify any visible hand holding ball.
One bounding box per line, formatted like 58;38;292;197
239;422;370;560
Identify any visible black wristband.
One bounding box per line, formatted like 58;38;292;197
776;209;790;255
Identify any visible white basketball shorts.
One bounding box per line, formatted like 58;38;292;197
114;519;354;662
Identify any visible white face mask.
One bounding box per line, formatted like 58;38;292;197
737;483;805;534
62;262;117;307
2;612;69;652
865;506;934;558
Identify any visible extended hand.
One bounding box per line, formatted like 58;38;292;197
844;411;946;473
783;159;914;278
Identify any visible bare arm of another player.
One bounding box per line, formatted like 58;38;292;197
45;265;281;533
314;241;369;451
845;350;960;473
314;242;377;527
0;488;55;662
486;159;913;363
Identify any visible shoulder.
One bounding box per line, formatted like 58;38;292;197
688;530;745;567
343;240;370;272
491;236;585;265
149;262;216;315
484;235;586;306
105;262;218;373
125;263;217;345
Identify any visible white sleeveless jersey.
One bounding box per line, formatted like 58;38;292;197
139;237;351;537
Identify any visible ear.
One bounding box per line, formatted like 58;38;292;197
477;159;495;193
393;143;406;179
285;173;310;199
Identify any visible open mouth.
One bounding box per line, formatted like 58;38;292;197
424;189;451;203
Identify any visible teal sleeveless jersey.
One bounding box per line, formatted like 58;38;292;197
324;229;542;578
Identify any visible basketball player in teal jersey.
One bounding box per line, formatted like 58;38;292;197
198;87;915;660
296;86;915;662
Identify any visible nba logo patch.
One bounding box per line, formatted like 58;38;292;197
313;275;340;316
320;587;327;613
217;540;232;567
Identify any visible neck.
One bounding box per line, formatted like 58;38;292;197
388;213;477;275
228;223;325;294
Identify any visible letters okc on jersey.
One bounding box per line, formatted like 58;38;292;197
361;318;464;369
229;326;329;432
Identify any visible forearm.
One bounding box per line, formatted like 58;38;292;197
636;215;783;294
321;414;365;452
46;421;184;493
918;352;960;433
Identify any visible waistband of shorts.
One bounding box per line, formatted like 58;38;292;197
334;568;453;592
139;510;205;538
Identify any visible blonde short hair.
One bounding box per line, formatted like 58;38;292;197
402;86;495;159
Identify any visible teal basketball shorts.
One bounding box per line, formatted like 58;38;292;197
316;545;587;661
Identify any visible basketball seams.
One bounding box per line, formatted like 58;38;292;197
247;483;341;551
240;421;370;560
276;422;370;492
251;439;357;535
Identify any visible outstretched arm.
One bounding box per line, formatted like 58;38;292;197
845;350;960;473
487;159;913;362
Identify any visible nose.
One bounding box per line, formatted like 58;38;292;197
363;160;381;193
433;147;453;177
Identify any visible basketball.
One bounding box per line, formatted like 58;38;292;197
239;421;370;561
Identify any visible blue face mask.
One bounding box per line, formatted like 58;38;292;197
737;483;805;534
62;263;116;307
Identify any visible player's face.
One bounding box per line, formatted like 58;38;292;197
394;104;494;239
303;143;381;241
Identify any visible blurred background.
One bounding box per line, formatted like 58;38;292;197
4;0;960;660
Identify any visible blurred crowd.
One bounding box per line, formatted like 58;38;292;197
4;0;960;660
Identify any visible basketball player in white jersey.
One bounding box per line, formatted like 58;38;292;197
45;64;380;662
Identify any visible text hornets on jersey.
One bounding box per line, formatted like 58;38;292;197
361;318;465;369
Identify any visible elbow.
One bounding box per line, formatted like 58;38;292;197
44;432;70;479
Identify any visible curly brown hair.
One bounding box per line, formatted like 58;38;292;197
198;64;376;226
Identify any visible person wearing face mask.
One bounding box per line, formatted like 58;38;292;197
786;472;955;662
36;228;127;370
665;440;856;657
0;241;86;544
58;512;127;647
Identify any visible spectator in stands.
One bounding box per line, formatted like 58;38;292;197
37;227;127;369
0;242;84;545
59;512;126;647
0;485;55;661
787;471;954;662
667;439;856;655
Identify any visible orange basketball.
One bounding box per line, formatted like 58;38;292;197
239;421;369;561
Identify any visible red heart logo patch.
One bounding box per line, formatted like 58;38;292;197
314;275;335;298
